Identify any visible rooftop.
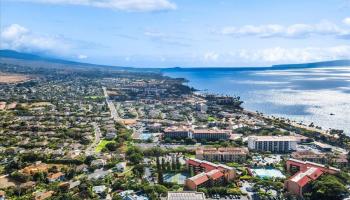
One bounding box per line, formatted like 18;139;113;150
164;126;190;132
167;192;206;200
287;158;340;172
196;147;249;155
289;167;323;187
291;151;326;159
249;135;299;142
192;129;231;134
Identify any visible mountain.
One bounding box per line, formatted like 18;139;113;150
272;60;350;69
0;49;96;66
0;49;126;69
0;50;164;73
1;49;349;71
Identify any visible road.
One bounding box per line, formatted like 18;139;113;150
85;122;102;155
102;86;120;121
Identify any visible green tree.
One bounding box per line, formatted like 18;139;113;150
133;164;145;178
309;175;349;200
175;156;181;170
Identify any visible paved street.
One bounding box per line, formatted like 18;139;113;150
85;122;101;155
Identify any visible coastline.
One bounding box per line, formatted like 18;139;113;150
162;67;350;136
173;73;350;151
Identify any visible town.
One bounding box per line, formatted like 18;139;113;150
0;59;350;200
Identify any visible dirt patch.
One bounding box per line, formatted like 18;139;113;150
0;73;30;84
0;176;19;189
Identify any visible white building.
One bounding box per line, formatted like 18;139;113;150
248;135;298;152
167;192;206;200
196;103;207;113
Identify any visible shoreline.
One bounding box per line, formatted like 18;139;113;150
165;71;349;137
173;75;350;151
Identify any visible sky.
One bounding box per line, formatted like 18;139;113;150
1;0;350;67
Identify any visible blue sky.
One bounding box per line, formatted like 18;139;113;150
1;0;350;67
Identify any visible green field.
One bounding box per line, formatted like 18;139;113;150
84;96;104;100
95;139;113;153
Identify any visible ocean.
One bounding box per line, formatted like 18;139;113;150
162;66;350;135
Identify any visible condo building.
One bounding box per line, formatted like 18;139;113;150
196;147;249;163
163;126;191;139
291;151;327;164
247;135;298;152
163;127;231;141
284;158;340;197
185;158;236;190
192;129;231;140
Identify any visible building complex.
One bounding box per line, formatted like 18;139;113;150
284;158;340;197
247;136;298;152
195;147;249;163
164;127;231;140
185;158;236;190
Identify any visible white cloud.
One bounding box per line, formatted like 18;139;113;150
203;52;219;62
237;45;350;63
1;24;73;55
343;17;350;25
19;0;177;12
198;45;350;66
78;54;88;59
221;21;350;39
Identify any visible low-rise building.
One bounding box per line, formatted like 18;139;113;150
35;191;54;200
91;159;106;168
196;147;249;163
284;158;340;197
196;103;207;113
92;185;106;194
106;132;116;140
291;151;327;164
47;172;65;182
286;158;340;175
0;191;5;200
185;158;236;190
21;162;48;175
192;129;231;140
248;135;298;152
167;191;206;200
163;126;190;139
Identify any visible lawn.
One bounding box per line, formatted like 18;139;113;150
84;96;105;100
95;140;114;153
207;116;217;122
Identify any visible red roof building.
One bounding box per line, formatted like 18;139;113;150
284;158;340;197
185;158;236;190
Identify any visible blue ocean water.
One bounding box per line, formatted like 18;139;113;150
163;66;350;135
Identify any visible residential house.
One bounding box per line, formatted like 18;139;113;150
0;191;5;200
35;191;54;200
91;159;106;168
92;185;107;194
47;172;65;182
21;162;48;175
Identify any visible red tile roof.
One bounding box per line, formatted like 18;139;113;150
207;169;224;180
187;159;201;166
296;176;312;187
290;167;324;188
189;173;209;186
